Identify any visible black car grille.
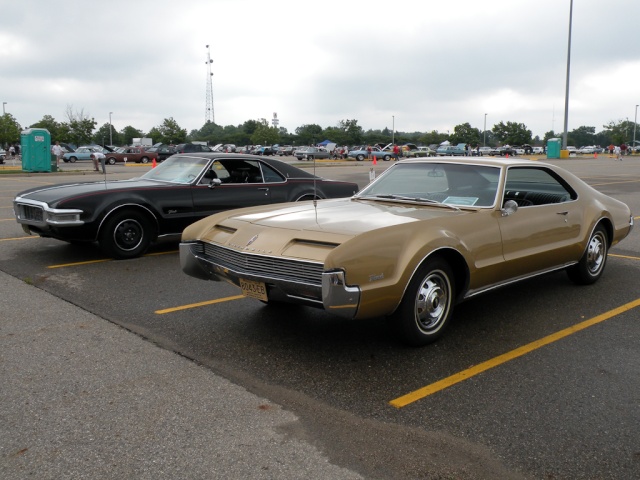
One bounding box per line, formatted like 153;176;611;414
17;204;44;222
201;243;324;286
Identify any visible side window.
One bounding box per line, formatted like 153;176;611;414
210;160;232;183
504;167;576;207
261;164;285;183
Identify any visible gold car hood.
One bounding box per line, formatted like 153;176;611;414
229;197;465;234
190;198;468;262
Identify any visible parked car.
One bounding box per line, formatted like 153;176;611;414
294;146;332;161
62;146;110;163
532;146;544;154
277;146;295;156
179;157;633;346
104;146;158;165
477;146;495;156
348;146;373;161
494;146;518;156
254;146;276;156
436;145;465;156
404;146;435;158
144;143;176;161
13;154;359;260
174;143;212;154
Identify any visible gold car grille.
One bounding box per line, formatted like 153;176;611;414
201;243;324;286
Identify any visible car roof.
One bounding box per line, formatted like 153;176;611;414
399;156;547;168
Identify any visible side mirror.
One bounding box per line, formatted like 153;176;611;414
208;178;222;189
501;199;518;217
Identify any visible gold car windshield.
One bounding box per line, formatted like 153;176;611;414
356;162;501;207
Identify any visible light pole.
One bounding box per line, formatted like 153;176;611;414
2;102;6;115
109;112;113;146
483;113;487;147
633;104;638;153
562;0;574;150
392;115;395;145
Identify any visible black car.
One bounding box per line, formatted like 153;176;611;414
174;143;212;154
13;154;359;259
145;143;176;161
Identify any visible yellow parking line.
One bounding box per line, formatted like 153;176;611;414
389;297;640;408
47;259;112;269
609;253;640;261
46;250;178;268
0;236;38;242
155;294;245;314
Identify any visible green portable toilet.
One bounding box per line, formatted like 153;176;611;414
21;128;52;172
546;138;561;159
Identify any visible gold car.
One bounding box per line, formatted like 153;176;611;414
180;158;633;346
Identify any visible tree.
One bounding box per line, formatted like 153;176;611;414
0;113;22;147
92;122;122;146
295;123;323;146
250;119;279;146
121;126;145;145
336;119;364;146
492;121;532;145
418;130;449;146
64;105;97;146
152;117;187;144
450;122;482;145
29;115;68;142
602;119;634;145
568;126;596;148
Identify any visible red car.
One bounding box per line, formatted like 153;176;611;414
105;147;158;165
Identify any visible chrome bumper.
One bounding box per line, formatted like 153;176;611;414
179;242;360;318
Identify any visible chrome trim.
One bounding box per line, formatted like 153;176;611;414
14;197;84;227
179;242;333;309
322;270;361;318
464;263;577;299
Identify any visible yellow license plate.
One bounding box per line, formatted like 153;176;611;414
239;278;268;301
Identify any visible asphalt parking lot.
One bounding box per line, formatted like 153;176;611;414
1;156;639;479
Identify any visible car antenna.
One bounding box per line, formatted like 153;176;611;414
313;156;317;207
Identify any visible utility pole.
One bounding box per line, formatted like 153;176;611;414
205;45;214;124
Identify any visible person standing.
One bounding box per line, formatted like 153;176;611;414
392;143;400;161
614;145;622;161
51;141;64;168
620;143;627;156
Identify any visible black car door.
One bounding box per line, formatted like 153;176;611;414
190;159;272;219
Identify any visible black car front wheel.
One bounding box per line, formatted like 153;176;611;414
99;208;154;259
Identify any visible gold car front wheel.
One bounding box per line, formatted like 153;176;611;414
391;257;455;346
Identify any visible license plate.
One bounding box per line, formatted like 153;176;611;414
239;278;268;301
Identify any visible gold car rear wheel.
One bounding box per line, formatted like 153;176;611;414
566;224;608;285
391;257;455;346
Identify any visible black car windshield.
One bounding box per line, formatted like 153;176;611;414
139;156;209;184
356;162;500;207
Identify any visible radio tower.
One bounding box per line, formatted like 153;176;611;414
205;45;214;124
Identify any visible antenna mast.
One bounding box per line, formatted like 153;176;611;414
205;45;214;124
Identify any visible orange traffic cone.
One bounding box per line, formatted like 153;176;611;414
152;158;157;168
372;155;377;165
594;152;598;158
506;153;509;158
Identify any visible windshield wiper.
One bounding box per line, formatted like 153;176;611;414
360;194;461;211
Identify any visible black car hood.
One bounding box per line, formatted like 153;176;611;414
15;179;177;207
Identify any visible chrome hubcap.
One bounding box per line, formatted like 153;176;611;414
586;232;605;275
415;271;450;333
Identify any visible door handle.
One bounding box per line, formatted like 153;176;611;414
556;211;569;215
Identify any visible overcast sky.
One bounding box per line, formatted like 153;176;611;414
3;0;639;140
